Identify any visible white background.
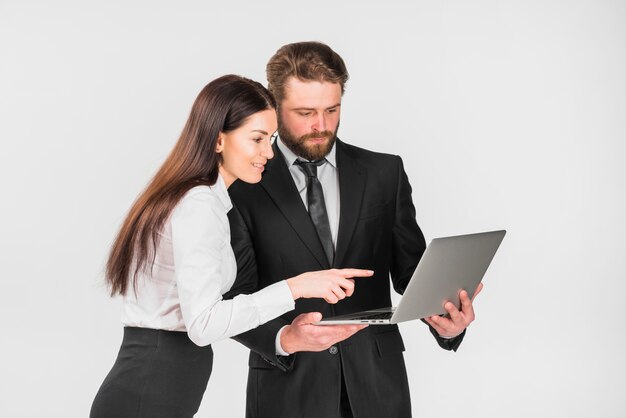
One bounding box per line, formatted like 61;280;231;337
1;1;625;417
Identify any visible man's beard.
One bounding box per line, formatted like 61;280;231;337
278;120;339;161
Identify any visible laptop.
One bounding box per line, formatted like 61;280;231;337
315;230;506;325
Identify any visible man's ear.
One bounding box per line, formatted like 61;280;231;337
215;132;225;153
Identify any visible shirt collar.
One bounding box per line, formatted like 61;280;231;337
276;135;337;168
210;172;233;211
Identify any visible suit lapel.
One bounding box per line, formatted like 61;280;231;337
334;140;367;267
261;143;330;269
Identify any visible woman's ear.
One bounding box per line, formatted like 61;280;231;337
215;133;225;153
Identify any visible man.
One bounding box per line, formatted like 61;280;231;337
224;41;479;418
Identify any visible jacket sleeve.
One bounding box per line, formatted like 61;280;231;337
390;156;465;351
223;204;296;371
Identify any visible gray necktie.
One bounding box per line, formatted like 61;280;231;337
294;159;334;265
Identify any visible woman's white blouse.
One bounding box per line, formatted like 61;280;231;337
121;175;294;346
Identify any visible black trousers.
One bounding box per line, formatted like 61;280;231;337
90;327;213;418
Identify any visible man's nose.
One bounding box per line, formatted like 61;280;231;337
312;113;326;132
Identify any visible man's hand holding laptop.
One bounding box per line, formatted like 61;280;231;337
424;282;484;338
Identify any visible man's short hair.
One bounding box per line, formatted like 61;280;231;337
266;41;349;103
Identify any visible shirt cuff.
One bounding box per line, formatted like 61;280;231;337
275;325;291;356
249;280;295;325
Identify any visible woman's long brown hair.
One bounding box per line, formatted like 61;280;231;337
106;75;276;296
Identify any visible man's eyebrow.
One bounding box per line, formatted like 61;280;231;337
292;103;341;111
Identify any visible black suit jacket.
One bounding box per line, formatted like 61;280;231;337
225;139;464;418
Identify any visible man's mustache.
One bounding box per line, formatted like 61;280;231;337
299;131;334;141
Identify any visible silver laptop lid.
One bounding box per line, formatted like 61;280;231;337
391;230;506;323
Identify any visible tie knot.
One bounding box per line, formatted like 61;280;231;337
294;159;325;178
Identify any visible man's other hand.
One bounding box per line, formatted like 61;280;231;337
280;312;367;354
424;282;483;338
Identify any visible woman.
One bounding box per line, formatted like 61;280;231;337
90;75;371;418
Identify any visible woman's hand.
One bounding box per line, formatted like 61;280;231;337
286;268;373;303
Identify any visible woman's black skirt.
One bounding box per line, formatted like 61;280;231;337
90;327;213;418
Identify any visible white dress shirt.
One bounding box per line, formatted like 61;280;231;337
274;138;341;355
122;174;295;347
